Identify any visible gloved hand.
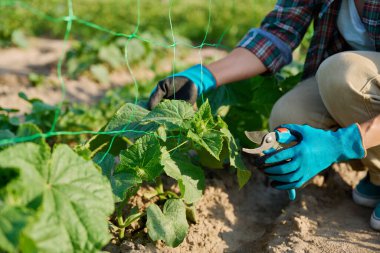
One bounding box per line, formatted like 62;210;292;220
261;124;366;190
148;64;216;109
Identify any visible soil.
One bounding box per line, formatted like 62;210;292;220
103;165;379;253
0;37;226;113
1;38;379;253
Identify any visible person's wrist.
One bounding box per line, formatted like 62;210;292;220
335;124;366;161
172;64;217;96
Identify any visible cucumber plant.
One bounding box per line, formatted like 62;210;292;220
85;99;251;247
0;99;251;251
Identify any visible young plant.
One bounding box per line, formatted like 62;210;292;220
86;99;251;247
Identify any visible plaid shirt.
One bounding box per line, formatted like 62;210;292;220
237;0;380;79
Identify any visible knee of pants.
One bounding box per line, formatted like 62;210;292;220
316;51;378;125
269;95;309;130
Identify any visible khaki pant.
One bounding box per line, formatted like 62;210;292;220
269;51;380;185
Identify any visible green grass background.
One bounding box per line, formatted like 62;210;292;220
1;0;276;48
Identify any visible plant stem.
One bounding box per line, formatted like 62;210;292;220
119;227;126;240
167;140;189;153
116;197;130;239
157;190;180;199
120;211;146;228
122;136;133;146
155;176;164;194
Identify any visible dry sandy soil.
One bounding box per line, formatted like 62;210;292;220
108;166;379;253
1;38;379;253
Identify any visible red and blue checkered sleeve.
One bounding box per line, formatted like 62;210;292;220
237;29;290;73
237;1;315;73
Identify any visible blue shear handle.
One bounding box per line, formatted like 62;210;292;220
288;189;296;201
275;127;297;144
275;128;297;201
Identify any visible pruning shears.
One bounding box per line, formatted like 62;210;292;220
242;128;297;201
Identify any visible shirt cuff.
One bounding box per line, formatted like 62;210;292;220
236;28;292;73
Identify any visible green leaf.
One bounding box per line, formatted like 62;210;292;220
90;64;109;84
84;129;130;157
119;135;163;181
105;103;149;132
220;125;251;189
111;170;141;202
16;123;45;146
188;130;223;160
237;167;252;189
0;205;33;252
156;125;167;142
0;143;114;252
0;130;15;141
18;92;30;102
197;142;228;169
193;100;215;131
146;199;189;247
9;117;20;126
0;107;19;114
93;152;115;178
143;100;194;130
104;103;158;140
94;153;142;202
161;148;205;203
176;160;205;204
160;147;182;180
188;100;224;160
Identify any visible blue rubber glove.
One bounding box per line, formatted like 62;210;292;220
262;124;366;190
148;64;216;109
172;64;216;96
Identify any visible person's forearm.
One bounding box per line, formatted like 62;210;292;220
206;48;267;87
359;115;380;149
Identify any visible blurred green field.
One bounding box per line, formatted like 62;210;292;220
1;0;275;48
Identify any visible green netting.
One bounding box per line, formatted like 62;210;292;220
0;0;233;150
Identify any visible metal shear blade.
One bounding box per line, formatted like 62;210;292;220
244;130;269;144
242;131;279;155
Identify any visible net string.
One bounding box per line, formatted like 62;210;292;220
0;0;231;149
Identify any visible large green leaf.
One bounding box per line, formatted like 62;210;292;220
85;101;155;157
119;135;163;182
146;199;189;247
104;103;158;139
105;103;149;132
161;148;205;203
0;143;114;252
143;100;194;130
